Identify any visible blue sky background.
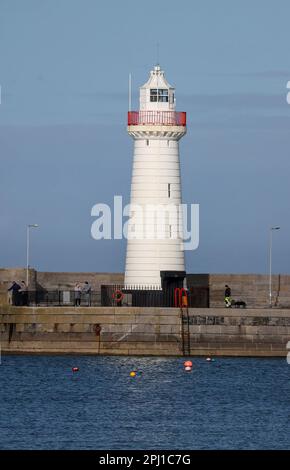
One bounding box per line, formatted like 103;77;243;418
0;0;289;274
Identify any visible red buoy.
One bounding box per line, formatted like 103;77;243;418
72;367;79;372
184;360;193;367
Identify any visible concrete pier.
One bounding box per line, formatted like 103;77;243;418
1;306;290;356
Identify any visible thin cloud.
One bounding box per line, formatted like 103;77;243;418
190;115;290;131
181;93;286;110
207;70;290;78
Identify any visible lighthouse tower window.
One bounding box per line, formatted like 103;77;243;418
150;89;169;102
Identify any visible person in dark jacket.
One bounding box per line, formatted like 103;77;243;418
224;285;232;308
82;281;91;306
7;281;21;306
19;281;28;306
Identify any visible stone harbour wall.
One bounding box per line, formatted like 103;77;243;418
0;306;290;357
0;268;124;293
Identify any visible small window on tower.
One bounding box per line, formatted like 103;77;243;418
168;183;171;198
150;89;158;102
150;89;169;102
158;89;169;102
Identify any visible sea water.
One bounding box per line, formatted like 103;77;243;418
0;356;289;449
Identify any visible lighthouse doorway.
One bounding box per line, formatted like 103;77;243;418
160;271;186;291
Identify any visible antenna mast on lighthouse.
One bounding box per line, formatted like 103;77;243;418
128;73;132;112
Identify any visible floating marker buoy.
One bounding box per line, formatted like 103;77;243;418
72;367;79;372
184;360;193;367
130;371;136;377
206;357;212;362
184;366;192;372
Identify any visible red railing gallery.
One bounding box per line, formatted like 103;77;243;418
128;111;186;126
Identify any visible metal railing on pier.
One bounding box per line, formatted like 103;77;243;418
9;285;209;308
11;290;101;307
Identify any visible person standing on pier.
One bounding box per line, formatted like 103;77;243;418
74;283;82;307
7;280;21;306
224;284;232;308
19;280;28;306
83;281;91;306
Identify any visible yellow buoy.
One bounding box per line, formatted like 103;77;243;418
130;371;136;377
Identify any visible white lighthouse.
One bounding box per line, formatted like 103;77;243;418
125;64;186;290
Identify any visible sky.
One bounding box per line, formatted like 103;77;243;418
0;0;289;274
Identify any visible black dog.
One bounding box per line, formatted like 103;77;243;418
232;300;247;308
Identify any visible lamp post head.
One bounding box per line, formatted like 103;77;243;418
271;226;280;231
28;224;39;228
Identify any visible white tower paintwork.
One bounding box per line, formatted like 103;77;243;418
125;65;186;289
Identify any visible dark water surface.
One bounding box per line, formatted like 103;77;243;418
0;356;289;449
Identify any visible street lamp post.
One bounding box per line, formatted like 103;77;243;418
269;226;280;307
26;224;39;287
